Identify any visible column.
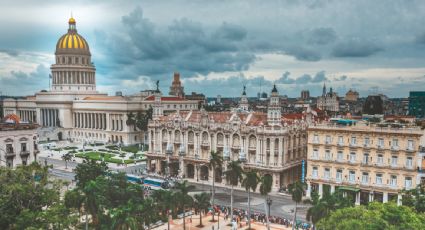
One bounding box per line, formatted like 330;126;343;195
397;194;402;206
270;138;275;166
106;113;110;130
369;192;374;203
330;184;335;194
255;136;260;164
355;192;360;206
383;192;388;203
306;181;312;198
318;183;323;198
278;137;283;166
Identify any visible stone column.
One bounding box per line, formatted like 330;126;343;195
306;181;312;198
106;113;110;131
255;136;261;164
369;192;374;202
355;192;360;205
383;192;388;203
278;137;283;166
330;184;335;194
270;138;275;166
318;183;323;198
397;194;402;206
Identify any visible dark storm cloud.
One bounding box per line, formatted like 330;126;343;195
0;49;20;57
332;40;383;57
98;7;256;81
284;46;322;62
334;75;348;81
416;31;425;44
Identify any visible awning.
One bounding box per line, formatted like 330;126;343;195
338;186;360;192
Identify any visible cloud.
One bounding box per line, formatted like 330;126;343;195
307;27;337;45
332;40;383;57
416;31;425;44
0;49;20;57
334;75;348;81
0;64;49;95
276;71;327;84
284;47;321;61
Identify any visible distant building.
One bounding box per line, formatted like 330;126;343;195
301;90;310;99
317;83;339;112
185;92;206;103
363;95;384;115
238;86;249;111
169;72;185;98
216;95;222;104
345;89;359;102
409;91;425;118
0;114;39;168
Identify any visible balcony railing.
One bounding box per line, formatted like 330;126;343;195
20;151;30;156
5;151;15;157
391;146;399;151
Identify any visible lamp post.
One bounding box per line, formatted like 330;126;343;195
266;196;272;218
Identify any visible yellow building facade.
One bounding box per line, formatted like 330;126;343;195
306;122;424;205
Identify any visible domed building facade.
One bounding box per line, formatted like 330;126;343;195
2;18;198;145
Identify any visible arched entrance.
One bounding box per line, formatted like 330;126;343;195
187;164;195;179
200;165;209;181
57;132;63;141
169;162;179;177
214;167;222;183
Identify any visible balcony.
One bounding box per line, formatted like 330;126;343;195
310;154;319;160
325;140;332;146
406;147;415;153
377;145;384;150
20;151;30;157
337;142;344;147
5;151;15;157
312;139;319;144
405;164;414;170
363;144;370;149
349;143;358;148
361;180;369;186
391;146;399;152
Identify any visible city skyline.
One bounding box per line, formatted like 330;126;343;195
1;0;425;97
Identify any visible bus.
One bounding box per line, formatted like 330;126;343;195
143;177;169;190
126;174;143;184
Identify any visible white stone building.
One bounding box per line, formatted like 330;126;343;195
146;85;311;191
317;83;339;112
2;18;198;145
0;115;39;168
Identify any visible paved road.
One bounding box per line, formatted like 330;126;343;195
189;182;309;222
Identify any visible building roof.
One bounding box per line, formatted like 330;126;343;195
144;95;188;101
83;96;126;101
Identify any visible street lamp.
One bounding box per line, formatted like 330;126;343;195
266;196;273;217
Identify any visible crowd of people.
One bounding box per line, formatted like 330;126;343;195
215;205;313;230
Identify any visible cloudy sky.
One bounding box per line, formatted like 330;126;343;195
1;0;425;98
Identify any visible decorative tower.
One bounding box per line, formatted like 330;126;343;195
51;17;96;92
239;85;249;111
152;81;163;120
322;82;326;96
169;72;185;98
267;84;281;126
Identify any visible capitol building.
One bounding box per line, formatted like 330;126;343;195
2;18;198;145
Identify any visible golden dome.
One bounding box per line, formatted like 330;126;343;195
55;18;90;55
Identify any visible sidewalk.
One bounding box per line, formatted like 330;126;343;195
151;213;293;230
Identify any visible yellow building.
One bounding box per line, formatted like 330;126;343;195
306;121;424;205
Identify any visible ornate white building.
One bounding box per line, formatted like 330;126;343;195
2;18;198;145
146;85;311;191
317;83;339;112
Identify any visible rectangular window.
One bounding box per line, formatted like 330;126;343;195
349;152;356;163
338;136;344;145
349;171;356;182
325;150;331;160
364;137;370;146
406;157;413;168
407;140;414;150
405;177;412;189
325;135;331;144
351;136;357;145
337;151;343;161
363;153;369;164
362;172;369;184
391;156;398;167
324;168;331;179
392;139;399;150
376;174;383;185
312;149;319;159
378;138;384;148
312;167;318;179
377;154;384;165
6;144;13;153
390;175;397;187
21;143;27;152
313;134;319;143
336;169;343;182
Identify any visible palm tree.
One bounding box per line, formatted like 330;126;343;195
110;202;140;230
260;174;273;230
224;160;244;223
193;192;211;227
151;190;175;230
175;180;195;230
61;153;72;169
208;151;223;222
288;181;306;230
242;170;260;230
304;191;326;224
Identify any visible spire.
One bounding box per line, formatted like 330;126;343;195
68;14;77;32
242;85;246;96
271;84;278;93
322;82;326;96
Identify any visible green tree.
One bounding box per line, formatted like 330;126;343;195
74;159;108;188
259;174;273;230
152;189;176;229
175;180;195;230
64;189;85;218
305;190;353;224
317;202;425;230
208;151;223;222
242;170;260;230
193;192;211;227
127;107;153;131
225;160;244;222
61;152;72;169
402;184;425;213
288;181;306;230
